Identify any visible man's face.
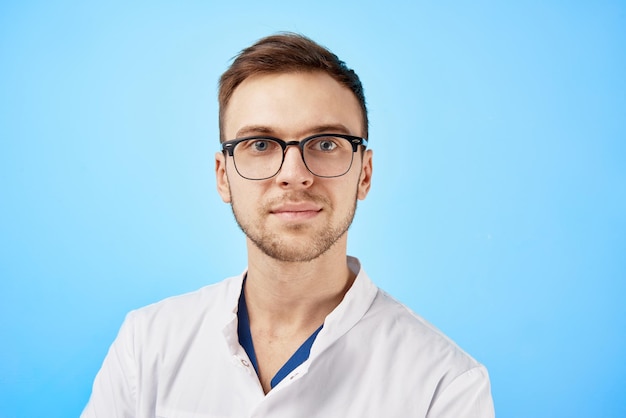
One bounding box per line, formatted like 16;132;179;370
215;71;372;262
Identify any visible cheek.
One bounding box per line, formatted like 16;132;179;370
229;181;263;212
329;181;359;210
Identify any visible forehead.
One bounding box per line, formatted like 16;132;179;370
223;71;363;139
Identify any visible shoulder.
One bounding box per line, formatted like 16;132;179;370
326;280;493;413
125;275;242;333
360;288;482;372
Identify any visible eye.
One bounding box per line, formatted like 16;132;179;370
242;139;280;153
319;140;337;151
252;140;270;152
309;137;339;152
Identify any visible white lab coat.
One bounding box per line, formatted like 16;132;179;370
82;257;494;417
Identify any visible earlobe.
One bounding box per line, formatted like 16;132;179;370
215;152;232;203
357;149;373;200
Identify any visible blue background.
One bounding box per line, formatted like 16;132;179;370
1;1;625;417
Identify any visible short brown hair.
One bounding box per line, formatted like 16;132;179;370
218;33;368;141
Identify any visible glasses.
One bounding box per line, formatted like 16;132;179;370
221;133;368;180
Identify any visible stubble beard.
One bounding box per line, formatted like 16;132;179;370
230;190;358;263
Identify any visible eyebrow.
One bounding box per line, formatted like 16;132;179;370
235;124;354;139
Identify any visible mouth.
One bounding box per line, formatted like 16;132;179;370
269;202;323;221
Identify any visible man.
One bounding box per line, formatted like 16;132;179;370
82;33;494;417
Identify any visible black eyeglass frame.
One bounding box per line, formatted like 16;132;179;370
221;133;368;180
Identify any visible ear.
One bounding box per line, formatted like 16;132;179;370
215;152;231;203
357;149;373;200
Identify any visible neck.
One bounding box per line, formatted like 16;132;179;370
243;237;355;332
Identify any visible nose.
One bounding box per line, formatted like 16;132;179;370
274;145;314;188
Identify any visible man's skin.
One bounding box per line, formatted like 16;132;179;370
215;71;373;393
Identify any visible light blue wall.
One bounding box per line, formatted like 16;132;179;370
1;1;624;417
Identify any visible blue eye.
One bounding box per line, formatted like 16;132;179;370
253;140;270;151
307;137;339;152
319;140;337;151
